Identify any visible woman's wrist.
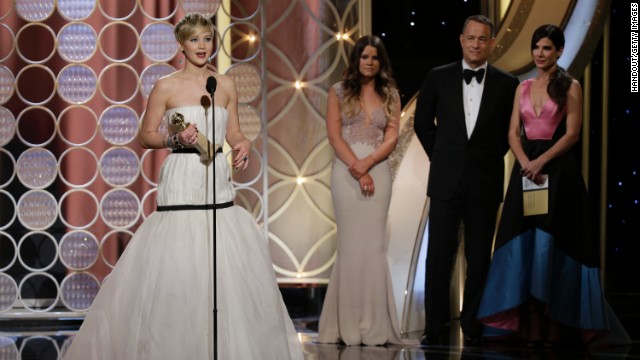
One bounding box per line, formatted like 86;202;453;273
174;135;184;149
167;134;184;150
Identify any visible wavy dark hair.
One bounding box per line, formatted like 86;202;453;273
531;24;573;110
342;35;397;119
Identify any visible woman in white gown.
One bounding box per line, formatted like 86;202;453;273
63;13;303;360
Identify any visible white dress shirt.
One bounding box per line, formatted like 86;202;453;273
462;61;487;139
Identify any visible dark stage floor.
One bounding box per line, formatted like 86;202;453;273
2;294;639;359
297;318;640;360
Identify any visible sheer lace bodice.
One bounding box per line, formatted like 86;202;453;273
333;82;388;148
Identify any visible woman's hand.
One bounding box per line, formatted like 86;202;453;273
176;123;199;147
349;157;374;179
232;138;251;171
359;174;375;197
520;158;546;185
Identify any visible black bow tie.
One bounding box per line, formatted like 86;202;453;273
463;68;485;84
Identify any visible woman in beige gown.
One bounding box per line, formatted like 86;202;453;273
317;35;411;346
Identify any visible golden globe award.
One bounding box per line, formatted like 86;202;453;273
169;112;219;162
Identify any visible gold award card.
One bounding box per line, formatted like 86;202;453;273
522;175;549;216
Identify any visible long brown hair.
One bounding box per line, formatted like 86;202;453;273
341;35;397;119
531;24;573;110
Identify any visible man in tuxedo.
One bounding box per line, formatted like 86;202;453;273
413;15;519;346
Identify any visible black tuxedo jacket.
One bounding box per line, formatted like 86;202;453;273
414;61;519;204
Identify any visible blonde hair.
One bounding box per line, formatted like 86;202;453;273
341;35;398;120
174;13;214;44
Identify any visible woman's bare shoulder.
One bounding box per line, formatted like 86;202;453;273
569;78;582;90
152;71;183;93
212;73;235;89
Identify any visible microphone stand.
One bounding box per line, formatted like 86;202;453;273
207;79;218;360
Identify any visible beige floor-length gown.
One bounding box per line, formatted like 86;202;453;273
317;83;408;346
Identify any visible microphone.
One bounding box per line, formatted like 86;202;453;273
179;76;217;161
205;73;219;360
206;76;217;96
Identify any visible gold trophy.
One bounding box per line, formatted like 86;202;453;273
169;112;220;162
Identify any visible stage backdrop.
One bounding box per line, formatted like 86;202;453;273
0;0;610;339
0;0;371;318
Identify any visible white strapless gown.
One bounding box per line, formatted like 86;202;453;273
63;106;303;360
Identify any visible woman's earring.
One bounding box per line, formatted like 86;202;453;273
179;55;183;64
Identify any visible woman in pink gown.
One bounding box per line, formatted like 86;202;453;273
477;24;630;349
